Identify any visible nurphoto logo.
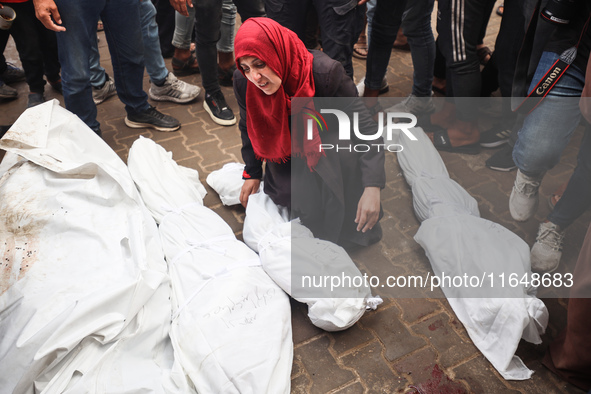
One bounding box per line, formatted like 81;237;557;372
305;109;418;152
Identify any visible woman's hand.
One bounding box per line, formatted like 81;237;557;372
240;179;261;208
355;186;380;233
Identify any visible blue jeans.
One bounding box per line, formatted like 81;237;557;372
89;0;168;88
194;0;264;94
513;51;585;177
55;0;149;132
366;0;435;97
172;6;195;50
513;51;589;229
171;0;236;52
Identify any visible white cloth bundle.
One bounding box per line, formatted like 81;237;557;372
0;101;178;393
127;137;293;394
397;127;548;380
243;192;382;332
206;162;248;206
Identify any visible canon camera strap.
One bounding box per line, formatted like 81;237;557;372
515;14;591;114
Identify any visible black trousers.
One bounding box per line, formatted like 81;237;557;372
193;0;265;94
264;0;365;79
0;1;60;92
437;0;496;120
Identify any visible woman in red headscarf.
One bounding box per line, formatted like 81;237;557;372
234;17;385;248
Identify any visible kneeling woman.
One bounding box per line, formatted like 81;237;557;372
234;18;385;248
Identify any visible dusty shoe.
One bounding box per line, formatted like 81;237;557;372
509;170;541;221
386;93;435;116
0;80;17;99
531;221;565;272
93;75;117;105
0;62;25;84
149;72;201;103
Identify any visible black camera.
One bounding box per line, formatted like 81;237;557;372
541;0;577;25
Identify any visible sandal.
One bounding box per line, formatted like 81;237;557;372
172;55;200;76
428;126;481;155
477;46;492;66
353;42;368;59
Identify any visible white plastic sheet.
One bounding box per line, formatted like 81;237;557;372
0;101;178;393
127;137;293;394
397;127;549;380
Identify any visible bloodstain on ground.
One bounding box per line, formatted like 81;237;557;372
410;365;466;394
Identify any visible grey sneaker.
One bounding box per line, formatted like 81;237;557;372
93;75;117;105
149;72;201;103
386;93;435;116
0;81;17;99
531;221;565;272
509;170;541;221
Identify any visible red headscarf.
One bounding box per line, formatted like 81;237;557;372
234;17;322;169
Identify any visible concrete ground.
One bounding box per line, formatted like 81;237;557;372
1;3;589;393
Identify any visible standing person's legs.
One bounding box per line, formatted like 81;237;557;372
263;0;308;40
53;0;104;132
547;128;591;230
171;5;199;75
193;0;223;95
314;0;365;79
510;52;585;222
34;16;61;87
152;0;176;57
100;0;150;115
217;0;237;85
6;2;48;102
139;0;169;85
402;0;435;98
364;0;405;93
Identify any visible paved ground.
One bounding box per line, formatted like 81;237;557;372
1;4;589;393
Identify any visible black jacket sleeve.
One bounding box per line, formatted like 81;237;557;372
234;69;263;180
311;51;386;189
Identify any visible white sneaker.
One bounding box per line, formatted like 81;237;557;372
92;75;117;105
149;72;201;104
386;93;435;115
356;76;389;97
531;221;565;272
509;170;541;221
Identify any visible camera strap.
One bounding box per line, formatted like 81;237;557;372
515;14;591;115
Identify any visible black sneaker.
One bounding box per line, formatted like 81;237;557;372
0;63;25;84
479;124;512;148
204;91;236;126
485;145;517;171
125;105;181;132
27;92;45;108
